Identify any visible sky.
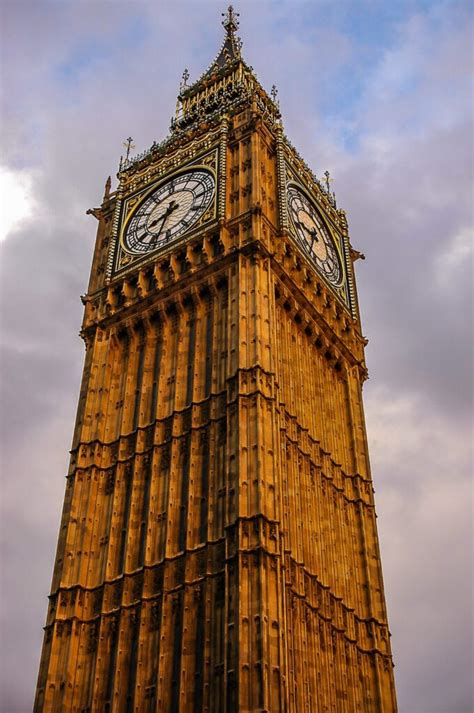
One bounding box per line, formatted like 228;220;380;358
0;1;472;711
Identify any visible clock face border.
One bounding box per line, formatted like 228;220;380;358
120;167;216;256
109;151;218;279
284;174;351;310
287;182;343;287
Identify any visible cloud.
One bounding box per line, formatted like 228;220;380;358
0;167;39;241
434;226;473;288
367;386;472;713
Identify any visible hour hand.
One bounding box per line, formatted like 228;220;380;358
297;220;316;236
148;200;179;233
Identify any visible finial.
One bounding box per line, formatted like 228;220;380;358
123;137;135;161
323;170;332;194
222;5;239;35
104;175;111;199
271;85;279;105
180;68;190;92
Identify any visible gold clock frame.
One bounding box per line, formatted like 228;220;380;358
284;172;351;309
109;149;219;279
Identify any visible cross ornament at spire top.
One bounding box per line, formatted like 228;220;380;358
323;170;332;194
180;68;190;92
123;137;135;161
222;5;239;35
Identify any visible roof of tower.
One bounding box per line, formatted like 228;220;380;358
211;5;242;71
119;5;281;173
171;4;281;131
179;5;244;100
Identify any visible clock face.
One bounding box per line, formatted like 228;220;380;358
287;184;342;287
123;169;215;255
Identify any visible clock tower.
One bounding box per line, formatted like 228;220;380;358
35;7;397;712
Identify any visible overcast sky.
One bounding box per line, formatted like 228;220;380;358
0;1;472;712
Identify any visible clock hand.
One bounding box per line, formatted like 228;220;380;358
148;207;171;229
148;200;179;235
308;227;319;251
295;219;320;252
296;221;318;240
296;220;313;234
157;200;179;236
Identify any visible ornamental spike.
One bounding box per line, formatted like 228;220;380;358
222;5;239;35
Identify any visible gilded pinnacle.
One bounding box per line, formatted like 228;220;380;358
123;136;135;161
180;68;190;91
323;170;332;193
222;5;239;35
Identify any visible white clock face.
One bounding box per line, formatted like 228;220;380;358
287;184;342;287
123;169;215;255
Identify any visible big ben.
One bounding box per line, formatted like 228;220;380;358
34;7;397;712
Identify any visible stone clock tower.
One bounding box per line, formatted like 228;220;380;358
35;7;397;712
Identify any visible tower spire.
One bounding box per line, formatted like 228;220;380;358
211;4;242;69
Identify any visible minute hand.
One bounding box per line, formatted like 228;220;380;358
297;221;319;248
149;201;179;236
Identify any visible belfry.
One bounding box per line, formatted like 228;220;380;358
35;7;397;712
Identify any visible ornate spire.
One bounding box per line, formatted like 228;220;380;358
128;5;280;160
176;5;243;101
211;4;242;70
